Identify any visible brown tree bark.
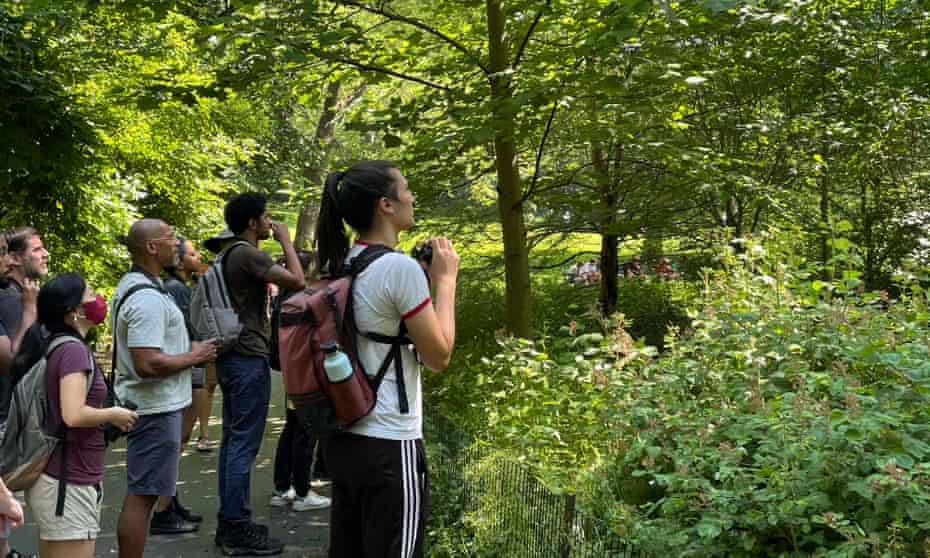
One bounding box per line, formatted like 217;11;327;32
486;0;533;337
592;140;619;315
294;80;343;251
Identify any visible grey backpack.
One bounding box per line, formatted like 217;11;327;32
189;240;248;353
1;336;91;494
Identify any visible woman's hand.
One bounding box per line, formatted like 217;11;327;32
0;484;23;529
108;407;139;432
426;237;459;284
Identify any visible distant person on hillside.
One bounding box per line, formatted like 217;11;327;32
586;259;601;284
622;255;644;278
653;257;675;278
578;260;592;285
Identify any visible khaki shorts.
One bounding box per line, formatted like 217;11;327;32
25;473;102;541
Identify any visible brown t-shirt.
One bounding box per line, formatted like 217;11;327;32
224;241;275;357
44;338;107;485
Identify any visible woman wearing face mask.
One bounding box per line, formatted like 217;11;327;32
11;272;137;558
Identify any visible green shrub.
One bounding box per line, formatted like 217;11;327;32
614;277;694;350
581;235;930;557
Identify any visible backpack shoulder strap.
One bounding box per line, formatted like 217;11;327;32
46;335;82;356
43;334;92;517
218;240;250;264
110;282;160;385
343;245;415;415
345;244;396;278
217;240;250;308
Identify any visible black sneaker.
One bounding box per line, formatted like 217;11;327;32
220;523;284;556
215;521;268;546
7;549;36;558
173;496;203;523
219;522;268;546
150;508;200;535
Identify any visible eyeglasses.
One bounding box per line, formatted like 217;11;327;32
148;235;177;244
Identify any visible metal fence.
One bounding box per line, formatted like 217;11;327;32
425;412;637;558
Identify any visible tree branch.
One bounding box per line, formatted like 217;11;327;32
513;1;550;69
310;48;451;91
519;99;559;205
332;0;490;74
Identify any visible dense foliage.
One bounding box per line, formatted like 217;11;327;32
4;0;930;554
585;237;930;556
431;234;930;556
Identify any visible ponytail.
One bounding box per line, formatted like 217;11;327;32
314;160;401;275
315;171;350;276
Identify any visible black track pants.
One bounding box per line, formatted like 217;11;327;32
324;433;428;558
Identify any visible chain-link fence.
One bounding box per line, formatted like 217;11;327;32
425;412;637;558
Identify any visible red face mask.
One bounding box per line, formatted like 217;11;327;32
81;295;108;325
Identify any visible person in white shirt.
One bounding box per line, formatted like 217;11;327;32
315;160;458;558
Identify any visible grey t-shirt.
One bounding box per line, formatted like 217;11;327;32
111;272;192;415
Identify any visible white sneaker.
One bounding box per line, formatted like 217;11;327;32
270;487;297;507
291;490;331;511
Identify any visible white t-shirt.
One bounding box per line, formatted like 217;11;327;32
111;272;192;415
580;263;592;275
345;243;431;440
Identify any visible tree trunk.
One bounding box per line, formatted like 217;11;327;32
295;80;343;251
819;171;832;280
599;234;619;315
486;0;532;337
592;139;619;315
861;178;875;286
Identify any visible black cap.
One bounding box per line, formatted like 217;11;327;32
203;228;235;254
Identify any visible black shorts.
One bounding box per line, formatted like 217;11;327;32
324;433;428;558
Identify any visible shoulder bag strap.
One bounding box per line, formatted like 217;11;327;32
110;283;160;389
345;244;414;414
217;240;249;309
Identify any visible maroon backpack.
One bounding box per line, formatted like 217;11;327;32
278;245;412;435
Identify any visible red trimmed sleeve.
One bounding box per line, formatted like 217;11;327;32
401;296;432;321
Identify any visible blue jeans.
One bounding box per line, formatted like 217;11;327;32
216;352;271;526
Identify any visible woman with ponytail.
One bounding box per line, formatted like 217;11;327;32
12;272;137;558
315;160;459;558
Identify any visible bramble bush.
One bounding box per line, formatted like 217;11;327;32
429;231;930;556
581;234;930;557
614;276;694;350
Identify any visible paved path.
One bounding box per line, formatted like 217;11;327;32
8;375;330;557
